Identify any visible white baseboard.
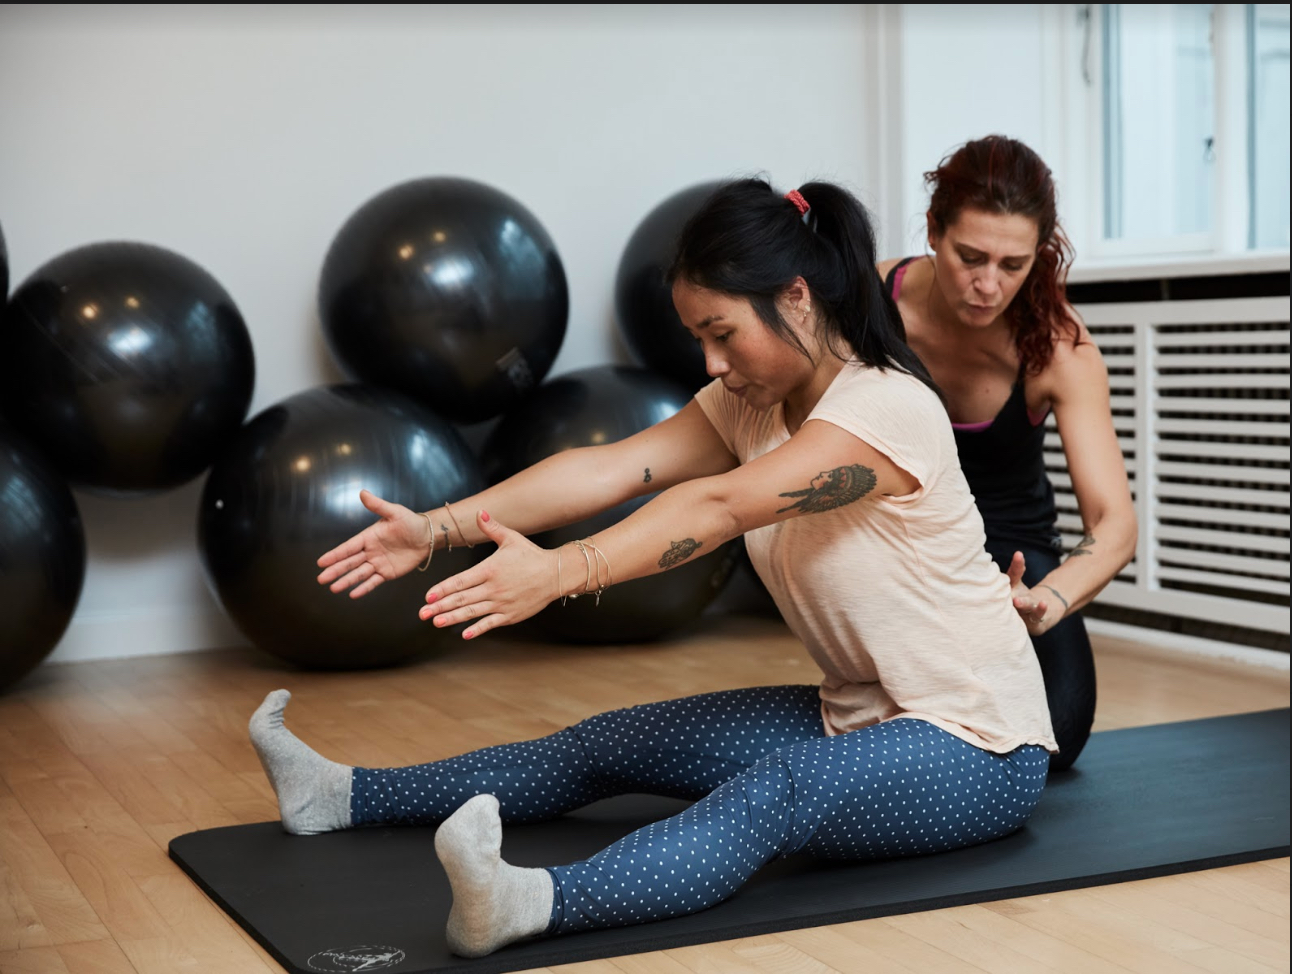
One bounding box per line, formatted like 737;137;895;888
1085;618;1291;671
41;608;1290;672
46;606;246;665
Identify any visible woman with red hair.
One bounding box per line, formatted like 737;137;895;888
880;135;1136;771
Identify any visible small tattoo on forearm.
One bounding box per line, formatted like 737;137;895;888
659;538;702;569
1068;533;1096;558
643;468;652;483
1039;584;1070;611
776;464;877;514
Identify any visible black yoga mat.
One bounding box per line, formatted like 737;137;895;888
170;709;1289;974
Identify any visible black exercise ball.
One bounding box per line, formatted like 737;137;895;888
0;420;86;693
199;384;485;670
0;242;255;495
0;219;8;302
615;181;723;392
482;365;736;644
319;177;568;425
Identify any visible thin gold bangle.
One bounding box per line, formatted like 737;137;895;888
556;546;567;606
416;511;434;572
575;540;594;595
443;501;474;549
582;540;611;605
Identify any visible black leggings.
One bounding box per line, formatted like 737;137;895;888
983;537;1096;772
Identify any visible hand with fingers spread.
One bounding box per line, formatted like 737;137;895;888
1005;550;1064;637
419;510;560;640
316;489;432;598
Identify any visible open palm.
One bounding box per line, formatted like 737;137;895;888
316;490;430;598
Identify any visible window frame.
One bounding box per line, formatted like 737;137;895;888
1067;3;1272;262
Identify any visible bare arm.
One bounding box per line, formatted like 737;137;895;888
427;400;736;546
1011;335;1138;633
423;418;919;637
318;400;738;597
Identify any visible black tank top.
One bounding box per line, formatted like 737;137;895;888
885;258;1060;548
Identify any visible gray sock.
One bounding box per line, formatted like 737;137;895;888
434;794;554;957
248;689;352;835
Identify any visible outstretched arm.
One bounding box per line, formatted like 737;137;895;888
317;400;738;597
1008;335;1137;634
422;418;919;638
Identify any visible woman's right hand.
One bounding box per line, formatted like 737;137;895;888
316;490;431;598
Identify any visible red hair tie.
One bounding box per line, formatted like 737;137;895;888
784;189;810;216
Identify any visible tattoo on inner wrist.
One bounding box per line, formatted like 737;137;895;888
643;468;652;483
1039;584;1070;611
659;538;702;569
1067;533;1096;558
776;464;877;515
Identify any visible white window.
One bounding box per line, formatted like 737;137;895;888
1084;3;1290;258
1250;3;1291;248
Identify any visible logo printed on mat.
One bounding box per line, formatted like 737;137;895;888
307;945;407;971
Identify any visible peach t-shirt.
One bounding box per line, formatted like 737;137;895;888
695;360;1058;755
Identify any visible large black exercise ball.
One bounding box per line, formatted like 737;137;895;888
1;219;8;301
199;384;485;670
0;242;255;494
0;421;86;692
615;181;723;392
482;365;736;644
319;177;568;425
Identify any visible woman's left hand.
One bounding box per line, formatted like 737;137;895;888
419;510;558;639
1006;551;1063;636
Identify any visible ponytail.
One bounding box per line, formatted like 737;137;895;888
668;178;939;397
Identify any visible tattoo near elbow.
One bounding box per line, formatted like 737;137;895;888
776;464;877;515
659;538;702;569
1067;533;1096;558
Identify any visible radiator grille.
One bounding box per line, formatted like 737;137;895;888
1052;297;1290;635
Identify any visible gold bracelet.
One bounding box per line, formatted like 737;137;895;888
416;511;434;572
556;546;567;606
574;540;594;596
558;540;592;604
443;500;474;550
585;540;611;605
556;540;613;607
586;541;612;595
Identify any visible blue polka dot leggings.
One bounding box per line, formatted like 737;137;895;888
350;685;1049;936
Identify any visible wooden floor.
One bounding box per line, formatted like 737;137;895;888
0;614;1287;974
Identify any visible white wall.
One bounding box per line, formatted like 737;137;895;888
0;3;890;663
1;3;1067;666
894;4;1061;255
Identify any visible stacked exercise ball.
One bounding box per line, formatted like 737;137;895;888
319;177;568;425
615;181;721;392
0;219;8;301
0;420;86;692
199;384;485;669
0;242;255;494
483;365;736;643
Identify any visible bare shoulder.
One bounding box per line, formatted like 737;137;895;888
1044;306;1110;400
876;256;906;278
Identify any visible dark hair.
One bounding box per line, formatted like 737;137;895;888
925;135;1081;375
668;178;939;396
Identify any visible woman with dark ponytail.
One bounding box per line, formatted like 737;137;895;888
250;178;1056;957
880;136;1137;771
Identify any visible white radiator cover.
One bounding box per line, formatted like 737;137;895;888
1058;295;1291;635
